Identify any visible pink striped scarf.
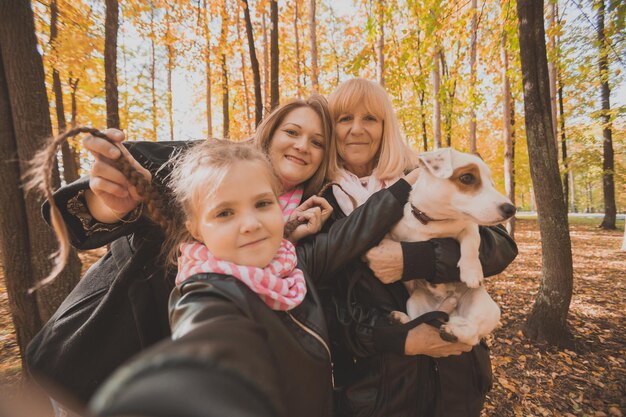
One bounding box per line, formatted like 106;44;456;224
176;239;307;311
278;187;303;221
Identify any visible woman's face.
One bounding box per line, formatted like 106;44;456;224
268;107;326;191
335;103;383;177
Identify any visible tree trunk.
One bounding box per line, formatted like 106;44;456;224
294;1;303;97
150;4;158;140
547;0;558;149
0;1;81;356
431;46;441;149
236;6;252;133
262;8;270;113
420;90;428;152
376;0;385;86
502;28;516;238
165;7;174;141
469;0;478;153
270;0;279;110
104;0;120;129
517;0;574;348
558;69;570;211
309;0;319;91
597;0;616;230
69;77;79;129
201;0;213;137
50;0;79;183
242;0;263;126
220;3;229;138
621;227;626;251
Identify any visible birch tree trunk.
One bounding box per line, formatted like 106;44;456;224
517;0;574;348
165;7;174;141
309;0;319;91
597;0;616;230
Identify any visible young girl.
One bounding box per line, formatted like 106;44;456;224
82;140;418;417
25;95;335;414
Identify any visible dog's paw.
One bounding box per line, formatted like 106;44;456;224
389;311;410;324
458;259;484;288
441;317;480;345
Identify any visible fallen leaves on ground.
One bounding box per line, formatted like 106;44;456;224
1;221;624;416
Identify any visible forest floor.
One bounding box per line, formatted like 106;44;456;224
1;218;625;417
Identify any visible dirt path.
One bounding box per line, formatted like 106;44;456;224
1;220;624;416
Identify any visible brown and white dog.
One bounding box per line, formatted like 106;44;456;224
388;148;516;346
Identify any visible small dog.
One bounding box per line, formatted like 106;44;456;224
388;148;516;346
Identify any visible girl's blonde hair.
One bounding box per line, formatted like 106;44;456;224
166;140;281;264
328;78;415;180
254;94;336;199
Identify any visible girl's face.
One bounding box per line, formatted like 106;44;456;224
187;160;284;268
335;103;383;177
268;107;326;190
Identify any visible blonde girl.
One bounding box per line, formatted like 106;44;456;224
80;140;420;417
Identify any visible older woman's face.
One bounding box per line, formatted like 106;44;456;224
335;103;383;177
268;107;326;190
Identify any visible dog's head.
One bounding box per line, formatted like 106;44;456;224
411;148;516;225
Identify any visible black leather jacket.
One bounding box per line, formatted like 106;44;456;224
319;187;518;417
89;180;414;417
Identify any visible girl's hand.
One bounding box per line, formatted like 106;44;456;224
83;128;152;223
287;197;333;242
363;238;403;283
404;297;473;356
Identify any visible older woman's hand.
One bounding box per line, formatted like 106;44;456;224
83;128;151;223
363;238;403;283
404;297;473;357
402;166;421;185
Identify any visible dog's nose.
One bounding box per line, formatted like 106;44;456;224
499;203;517;219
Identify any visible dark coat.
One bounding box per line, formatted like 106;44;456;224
88;180;414;417
319;187;518;417
25;141;190;406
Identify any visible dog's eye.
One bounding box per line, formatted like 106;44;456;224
459;174;476;185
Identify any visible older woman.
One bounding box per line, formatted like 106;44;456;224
25;95;336;414
318;78;518;417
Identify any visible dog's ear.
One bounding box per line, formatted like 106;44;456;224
417;148;453;179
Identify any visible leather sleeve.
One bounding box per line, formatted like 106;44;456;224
400;225;518;283
90;280;284;417
41;140;192;250
297;179;412;286
122;278;289;417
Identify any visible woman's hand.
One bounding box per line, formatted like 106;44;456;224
404;297;473;356
83;128;152;223
363;238;403;283
402;166;421;185
287;196;333;242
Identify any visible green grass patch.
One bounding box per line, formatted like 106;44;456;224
515;214;625;230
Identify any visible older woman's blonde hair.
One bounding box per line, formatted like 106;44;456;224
254;94;337;199
328;78;415;180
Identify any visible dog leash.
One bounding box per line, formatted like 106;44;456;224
344;266;450;334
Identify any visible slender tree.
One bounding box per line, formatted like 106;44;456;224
165;5;175;141
262;8;270;112
294;1;303;96
431;45;442;149
309;0;319;91
547;0;558;148
517;0;574;348
236;5;252;133
150;2;158;139
0;0;81;356
201;0;213;137
502;24;516;237
597;0;616;230
469;0;478;152
220;2;229;137
270;0;279;109
375;0;385;86
242;0;263;125
104;0;120;129
50;0;79;182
